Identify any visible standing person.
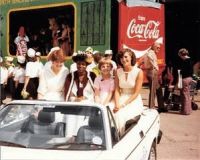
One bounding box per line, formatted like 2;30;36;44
58;21;72;56
35;51;44;68
22;48;43;99
104;49;117;76
178;48;193;115
14;26;29;56
84;47;96;72
4;56;15;100
94;58;114;108
14;56;26;100
64;53;96;102
162;61;174;103
114;48;144;136
37;48;69;101
91;50;103;76
0;56;8;104
144;42;166;112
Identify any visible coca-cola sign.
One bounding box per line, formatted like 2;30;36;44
118;4;165;59
127;19;160;40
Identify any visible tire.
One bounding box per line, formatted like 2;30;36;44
148;142;157;160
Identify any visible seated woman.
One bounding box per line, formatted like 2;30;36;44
37;48;69;101
114;48;144;136
64;53;96;102
64;53;96;136
94;58;115;108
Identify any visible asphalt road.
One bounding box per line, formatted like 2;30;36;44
141;87;200;160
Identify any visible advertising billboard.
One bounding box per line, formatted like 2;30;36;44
118;2;165;71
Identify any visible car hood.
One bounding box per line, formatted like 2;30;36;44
0;146;104;160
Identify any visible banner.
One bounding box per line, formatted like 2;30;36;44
118;3;165;65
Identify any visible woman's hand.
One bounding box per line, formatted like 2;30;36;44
113;106;120;113
75;96;86;102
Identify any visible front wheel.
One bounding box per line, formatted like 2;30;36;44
148;142;157;160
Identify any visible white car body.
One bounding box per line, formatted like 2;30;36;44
0;100;161;160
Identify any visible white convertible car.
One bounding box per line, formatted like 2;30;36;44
0;100;162;160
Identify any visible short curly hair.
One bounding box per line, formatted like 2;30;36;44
116;48;136;67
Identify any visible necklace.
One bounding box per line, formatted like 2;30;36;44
78;74;85;88
79;82;83;88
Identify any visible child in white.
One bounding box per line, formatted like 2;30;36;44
0;57;8;103
14;56;26;100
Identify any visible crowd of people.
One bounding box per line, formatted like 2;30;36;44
0;43;197;136
12;17;74;58
0;46;144;136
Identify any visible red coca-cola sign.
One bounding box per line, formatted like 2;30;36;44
127;19;160;40
118;3;165;59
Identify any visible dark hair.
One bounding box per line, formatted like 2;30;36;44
48;48;65;62
116;48;136;67
26;55;36;62
72;54;91;65
93;52;103;63
17;61;26;67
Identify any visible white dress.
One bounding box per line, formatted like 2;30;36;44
37;63;69;101
115;65;144;135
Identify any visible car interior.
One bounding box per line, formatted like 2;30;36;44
76;113;104;145
21;110;65;137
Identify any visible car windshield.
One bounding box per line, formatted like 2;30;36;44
0;103;106;150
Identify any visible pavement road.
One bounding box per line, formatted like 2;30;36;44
141;87;200;160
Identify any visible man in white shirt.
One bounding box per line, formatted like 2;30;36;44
144;42;166;112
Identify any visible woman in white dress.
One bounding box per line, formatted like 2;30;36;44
114;48;144;136
37;48;69;101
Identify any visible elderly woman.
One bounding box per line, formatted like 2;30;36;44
37;48;69;101
114;48;144;136
64;53;96;102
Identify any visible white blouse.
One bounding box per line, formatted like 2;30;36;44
14;67;25;83
0;67;8;84
37;63;69;101
25;61;43;78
